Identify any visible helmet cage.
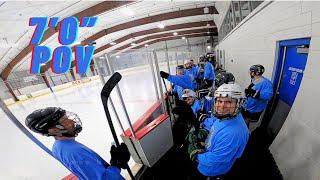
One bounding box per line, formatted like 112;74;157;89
212;83;245;119
51;111;83;137
212;97;244;119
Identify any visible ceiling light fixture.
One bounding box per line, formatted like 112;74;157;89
157;23;165;29
121;7;134;16
173;32;178;36
182;36;186;39
110;42;117;45
204;7;209;14
131;42;137;46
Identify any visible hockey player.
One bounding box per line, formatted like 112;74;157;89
198;71;236;122
242;64;273;124
188;83;249;178
168;65;185;101
203;53;216;87
25;107;130;180
160;66;196;90
181;89;202;116
184;61;198;91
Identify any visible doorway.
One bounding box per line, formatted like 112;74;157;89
266;38;310;141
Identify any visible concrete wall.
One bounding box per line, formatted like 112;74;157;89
215;1;320;179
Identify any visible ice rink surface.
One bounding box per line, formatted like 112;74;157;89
0;66;174;179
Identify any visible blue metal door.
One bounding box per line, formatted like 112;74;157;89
278;46;308;106
267;38;310;138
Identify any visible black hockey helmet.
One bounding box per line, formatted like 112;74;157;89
25;107;82;137
249;64;265;75
225;72;235;83
205;52;215;62
215;72;235;88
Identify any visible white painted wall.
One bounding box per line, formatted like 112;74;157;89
215;1;320;179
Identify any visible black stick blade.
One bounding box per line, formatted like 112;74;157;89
101;72;122;99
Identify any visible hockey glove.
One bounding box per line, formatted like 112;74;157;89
188;143;205;162
110;143;131;169
185;127;208;146
245;83;259;98
160;71;169;79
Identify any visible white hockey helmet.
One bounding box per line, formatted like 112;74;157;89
182;89;196;99
213;83;245;118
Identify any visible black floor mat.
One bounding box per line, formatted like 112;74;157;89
137;127;283;180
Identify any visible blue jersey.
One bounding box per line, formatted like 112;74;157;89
197;114;249;177
191;99;202;116
172;85;184;100
167;74;196;90
202;97;214;114
185;69;198;89
245;77;273;113
52;139;123;180
201;117;216;131
191;65;200;79
204;62;215;81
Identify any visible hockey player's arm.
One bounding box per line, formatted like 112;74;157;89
167;75;190;89
70;152;124;180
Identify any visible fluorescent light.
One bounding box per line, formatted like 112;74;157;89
173;32;178;36
99;57;104;59
206;23;211;27
207;46;211;49
204;7;209;14
157;23;165;29
121;7;134;16
110;42;117;45
131;42;137;46
116;55;120;59
145;44;149;47
182;37;186;39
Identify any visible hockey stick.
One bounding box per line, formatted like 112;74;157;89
161;78;176;122
161;78;173;105
101;72;135;180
